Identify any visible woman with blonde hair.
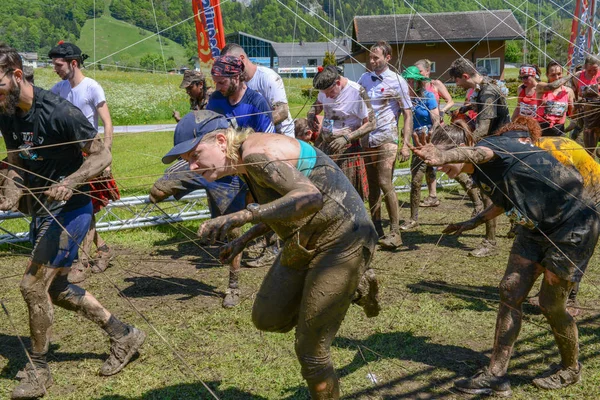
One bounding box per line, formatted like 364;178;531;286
161;110;380;399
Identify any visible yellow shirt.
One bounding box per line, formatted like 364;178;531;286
537;136;600;204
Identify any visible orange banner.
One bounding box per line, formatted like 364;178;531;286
192;0;226;64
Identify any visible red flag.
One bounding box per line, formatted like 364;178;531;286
192;0;226;64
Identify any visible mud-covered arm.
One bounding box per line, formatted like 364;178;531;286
410;141;495;166
243;153;324;223
0;152;25;211
472;118;491;142
66;136;111;186
238;222;273;244
536;75;572;94
219;222;273;264
346;88;375;142
307;100;323;132
150;177;187;203
398;109;413;162
272;102;290;126
443;203;504;235
45;136;111;202
197;153;323;243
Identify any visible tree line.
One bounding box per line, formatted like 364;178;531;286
0;0;579;66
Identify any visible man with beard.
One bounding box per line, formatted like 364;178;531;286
0;44;144;399
220;43;295;136
172;69;212;122
207;55;275;133
48;41;116;283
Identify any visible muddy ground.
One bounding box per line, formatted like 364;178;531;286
1;188;600;399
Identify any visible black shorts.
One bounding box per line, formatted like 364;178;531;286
511;207;599;282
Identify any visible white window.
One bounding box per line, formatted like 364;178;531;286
429;61;436;73
476;58;500;77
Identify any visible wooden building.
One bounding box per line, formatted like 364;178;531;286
343;10;524;82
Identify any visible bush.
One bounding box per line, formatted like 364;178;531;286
505;81;521;97
300;85;318;99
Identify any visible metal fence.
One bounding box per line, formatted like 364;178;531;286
0;168;457;244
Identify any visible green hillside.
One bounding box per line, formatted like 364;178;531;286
76;14;189;72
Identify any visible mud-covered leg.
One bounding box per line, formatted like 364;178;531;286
538;272;578;369
489;254;542;375
455;172;483;215
408;157;425;223
469;194;497;258
47;270;145;377
376;143;400;233
454;253;541;397
583;126;599;157
425;165;437;199
223;227;243;308
297;245;370;399
532;271;582;390
365;152;382;233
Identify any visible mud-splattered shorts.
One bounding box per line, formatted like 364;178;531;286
29;202;93;268
511;207;599;282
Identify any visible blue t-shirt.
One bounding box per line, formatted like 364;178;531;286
412;91;438;129
207;87;275;133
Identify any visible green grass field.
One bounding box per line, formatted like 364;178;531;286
2;188;600;399
76;9;188;71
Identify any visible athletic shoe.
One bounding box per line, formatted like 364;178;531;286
11;363;53;399
91;246;112;273
222;288;241;309
378;231;402;250
454;367;512;397
244;238;267;259
67;260;91;284
399;219;419;231
532;362;582;390
99;326;146;376
420;196;440;207
244;246;277;268
469;239;498;258
353;268;381;318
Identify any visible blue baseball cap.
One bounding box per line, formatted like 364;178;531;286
162;110;230;164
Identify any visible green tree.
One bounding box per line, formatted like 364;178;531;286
139;53;163;72
323;51;336;67
504;40;522;63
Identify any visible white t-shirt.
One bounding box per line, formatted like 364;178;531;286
358;68;411;148
317;79;369;143
246;66;294;137
51;77;106;130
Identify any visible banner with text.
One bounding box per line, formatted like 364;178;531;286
192;0;226;64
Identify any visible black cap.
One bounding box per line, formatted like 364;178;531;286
48;42;86;61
